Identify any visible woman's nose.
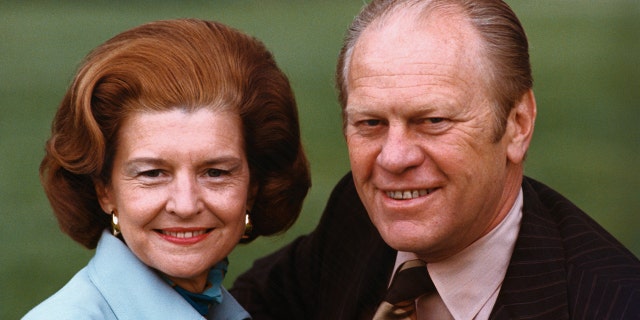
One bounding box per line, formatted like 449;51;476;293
166;174;202;217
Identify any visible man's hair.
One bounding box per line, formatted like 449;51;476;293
336;0;532;138
41;19;310;248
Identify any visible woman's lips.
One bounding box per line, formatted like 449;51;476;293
156;228;212;244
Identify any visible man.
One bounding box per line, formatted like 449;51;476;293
231;0;640;319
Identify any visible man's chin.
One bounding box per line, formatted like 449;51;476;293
378;226;428;251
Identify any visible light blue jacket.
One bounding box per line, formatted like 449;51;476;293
23;230;251;320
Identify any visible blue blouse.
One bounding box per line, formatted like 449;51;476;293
23;230;251;320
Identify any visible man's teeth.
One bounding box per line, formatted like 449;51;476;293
162;230;207;238
387;189;431;200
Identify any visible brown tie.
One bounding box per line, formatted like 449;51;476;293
373;259;435;320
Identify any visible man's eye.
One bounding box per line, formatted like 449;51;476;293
428;118;445;124
363;119;381;126
206;169;225;177
140;169;162;177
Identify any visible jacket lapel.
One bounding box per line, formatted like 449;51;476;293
89;231;204;319
490;179;570;319
317;172;396;320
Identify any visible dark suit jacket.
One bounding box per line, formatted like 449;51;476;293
231;172;640;319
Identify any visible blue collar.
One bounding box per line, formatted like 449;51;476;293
163;259;228;316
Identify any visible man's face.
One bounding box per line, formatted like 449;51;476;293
344;9;523;261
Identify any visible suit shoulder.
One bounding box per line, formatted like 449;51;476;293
523;177;640;317
525;178;637;256
524;177;639;265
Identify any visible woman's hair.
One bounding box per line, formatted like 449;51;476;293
336;0;532;139
41;19;311;248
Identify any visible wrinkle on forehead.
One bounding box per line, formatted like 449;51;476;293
351;64;472;89
350;3;487;84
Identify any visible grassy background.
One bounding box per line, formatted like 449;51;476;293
1;1;638;318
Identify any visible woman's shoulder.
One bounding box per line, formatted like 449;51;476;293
22;267;116;320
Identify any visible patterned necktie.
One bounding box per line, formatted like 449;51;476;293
373;259;435;320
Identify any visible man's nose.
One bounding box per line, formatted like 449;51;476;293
376;125;424;174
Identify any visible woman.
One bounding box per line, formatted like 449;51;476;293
24;18;310;319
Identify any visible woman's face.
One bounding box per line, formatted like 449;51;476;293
97;108;251;292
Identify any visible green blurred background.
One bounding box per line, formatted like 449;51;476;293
1;1;638;318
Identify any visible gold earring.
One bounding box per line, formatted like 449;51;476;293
241;211;253;240
111;210;121;237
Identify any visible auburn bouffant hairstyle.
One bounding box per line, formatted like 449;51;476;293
40;19;311;249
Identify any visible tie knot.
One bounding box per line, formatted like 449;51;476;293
385;259;435;305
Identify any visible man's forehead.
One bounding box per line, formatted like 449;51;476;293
348;11;485;94
352;5;482;69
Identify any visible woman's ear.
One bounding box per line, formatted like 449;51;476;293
94;180;114;214
505;89;537;164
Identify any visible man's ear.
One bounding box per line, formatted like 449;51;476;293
94;180;114;214
505;89;537;164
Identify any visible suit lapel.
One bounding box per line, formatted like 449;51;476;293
350;228;395;319
490;179;570;319
319;172;396;320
